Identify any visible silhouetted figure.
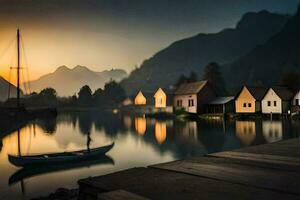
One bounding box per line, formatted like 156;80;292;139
87;131;92;152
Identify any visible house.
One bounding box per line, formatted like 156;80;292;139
261;87;294;114
291;89;300;114
235;86;268;113
154;88;167;108
207;96;235;114
134;91;147;105
173;81;216;114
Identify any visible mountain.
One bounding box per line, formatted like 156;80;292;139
121;10;290;95
0;77;21;102
29;66;127;96
226;7;300;91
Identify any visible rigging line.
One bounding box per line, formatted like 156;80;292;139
20;35;31;94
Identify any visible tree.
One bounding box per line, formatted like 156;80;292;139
104;80;126;105
38;88;57;106
280;70;300;91
203;62;227;95
175;72;198;88
188;71;198;82
93;88;104;106
78;85;93;106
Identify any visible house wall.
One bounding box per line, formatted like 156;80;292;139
174;94;197;114
134;93;146;105
292;91;300;106
154;89;167;108
235;87;256;113
262;89;282;114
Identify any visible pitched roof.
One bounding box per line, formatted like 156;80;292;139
245;86;268;100
271;87;294;101
174;80;208;95
209;96;235;105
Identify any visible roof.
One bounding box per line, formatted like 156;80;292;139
241;86;268;100
174;81;208;95
209;96;235;105
271;87;294;101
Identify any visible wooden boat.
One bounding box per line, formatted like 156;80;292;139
9;155;114;185
8;143;114;167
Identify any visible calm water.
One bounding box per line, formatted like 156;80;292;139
0;112;300;200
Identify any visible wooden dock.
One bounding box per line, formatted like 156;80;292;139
78;138;300;200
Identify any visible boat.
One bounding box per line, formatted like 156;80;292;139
8;142;114;167
9;155;114;185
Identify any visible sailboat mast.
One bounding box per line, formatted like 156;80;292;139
17;29;20;108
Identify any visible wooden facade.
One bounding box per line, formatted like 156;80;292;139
173;81;216;114
235;86;268;114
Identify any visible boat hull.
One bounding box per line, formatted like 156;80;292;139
8;143;114;167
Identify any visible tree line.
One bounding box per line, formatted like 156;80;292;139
21;80;126;108
175;61;300;96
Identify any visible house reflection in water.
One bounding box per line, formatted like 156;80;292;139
123;116;132;130
155;122;167;144
134;117;147;135
262;121;283;143
235;121;256;146
175;121;198;143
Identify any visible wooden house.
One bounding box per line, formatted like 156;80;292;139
291;89;300;114
154;88;167;108
134;91;147;105
235;86;268;113
207;96;235;114
261;87;294;114
173;81;216;114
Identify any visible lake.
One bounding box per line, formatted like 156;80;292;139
0;111;300;200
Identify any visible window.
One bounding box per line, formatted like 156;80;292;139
248;103;252;108
274;101;277;107
243;103;247;108
267;101;271;106
177;100;182;107
188;99;194;107
296;99;299;106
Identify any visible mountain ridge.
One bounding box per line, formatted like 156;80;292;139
29;66;128;96
120;10;290;95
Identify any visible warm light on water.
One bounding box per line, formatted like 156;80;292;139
0;112;300;200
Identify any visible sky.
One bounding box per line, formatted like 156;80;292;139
0;0;299;82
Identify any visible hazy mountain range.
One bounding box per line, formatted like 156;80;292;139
29;66;128;96
121;10;291;95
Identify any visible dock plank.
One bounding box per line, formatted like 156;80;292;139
209;151;300;171
98;190;150;200
151;156;300;194
78;168;300;200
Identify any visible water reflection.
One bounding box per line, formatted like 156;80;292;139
155;122;167;144
235;121;256;146
262;121;283;143
0;112;299;200
135;117;147;135
9;155;114;186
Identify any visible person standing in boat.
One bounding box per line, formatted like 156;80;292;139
87;131;92;152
